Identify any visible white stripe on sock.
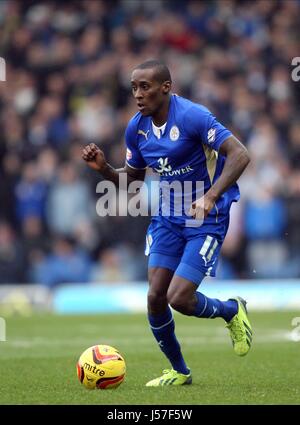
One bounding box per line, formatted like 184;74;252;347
199;297;207;316
150;317;174;330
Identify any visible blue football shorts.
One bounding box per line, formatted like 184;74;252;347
145;216;230;286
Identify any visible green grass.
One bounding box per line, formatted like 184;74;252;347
0;311;299;405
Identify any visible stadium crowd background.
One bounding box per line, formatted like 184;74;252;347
0;0;299;287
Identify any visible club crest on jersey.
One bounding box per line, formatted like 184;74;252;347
169;125;180;141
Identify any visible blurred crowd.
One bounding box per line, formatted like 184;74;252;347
0;0;299;286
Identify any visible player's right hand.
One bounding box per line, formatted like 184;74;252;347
82;143;107;172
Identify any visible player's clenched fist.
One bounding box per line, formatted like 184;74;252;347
189;194;215;220
82;143;107;172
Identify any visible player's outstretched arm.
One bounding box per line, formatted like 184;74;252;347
190;136;250;219
82;143;146;187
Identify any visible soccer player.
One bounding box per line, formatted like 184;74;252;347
82;59;252;386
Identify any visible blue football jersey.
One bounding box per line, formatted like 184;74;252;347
125;94;240;226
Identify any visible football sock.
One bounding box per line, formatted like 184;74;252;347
194;291;238;322
148;306;190;375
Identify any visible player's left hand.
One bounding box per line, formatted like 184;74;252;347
189;195;215;220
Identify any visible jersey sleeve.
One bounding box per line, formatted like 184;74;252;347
125;119;147;169
184;105;233;151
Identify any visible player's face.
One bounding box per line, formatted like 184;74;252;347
131;68;170;117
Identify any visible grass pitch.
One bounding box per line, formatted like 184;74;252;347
0;311;299;405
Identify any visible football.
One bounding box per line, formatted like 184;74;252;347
77;344;126;390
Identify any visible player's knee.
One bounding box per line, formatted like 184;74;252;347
148;269;170;312
147;289;167;312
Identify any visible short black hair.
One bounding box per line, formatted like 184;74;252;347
134;59;172;83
